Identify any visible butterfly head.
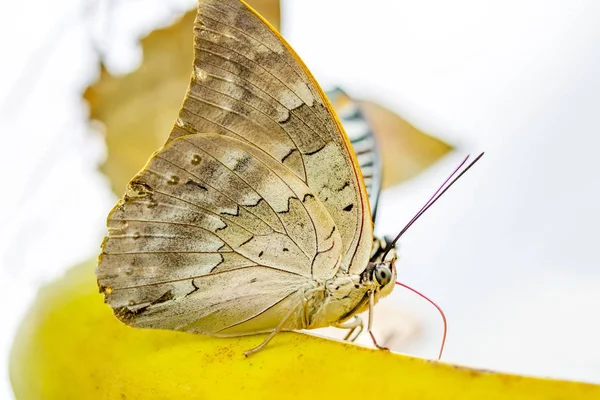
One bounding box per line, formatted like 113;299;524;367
361;238;397;296
364;237;398;296
372;258;397;297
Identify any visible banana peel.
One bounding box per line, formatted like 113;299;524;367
10;259;600;399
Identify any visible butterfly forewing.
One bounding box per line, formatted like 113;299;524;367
171;0;373;272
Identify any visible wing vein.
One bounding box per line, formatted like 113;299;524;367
214;290;298;333
140;174;257;237
197;51;328;158
155;154;281;234
187;80;310;174
194;27;331;142
111;265;305;291
173;138;291;239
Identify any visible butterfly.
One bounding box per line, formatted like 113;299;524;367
97;0;461;356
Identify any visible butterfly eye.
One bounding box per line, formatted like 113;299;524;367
374;264;392;287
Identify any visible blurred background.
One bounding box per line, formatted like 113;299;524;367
1;0;600;398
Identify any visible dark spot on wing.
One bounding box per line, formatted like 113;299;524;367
302;193;315;203
221;206;240;216
238;236;253;247
114;289;175;323
210;254;225;273
191;154;202;165
152;290;174;304
305;143;326;156
114;306;141;323
186;179;208;191
281;148;298;163
218;243;230;251
343;204;354;212
278;197;298;214
245;198;263;208
233;154;252;173
128;180;153;195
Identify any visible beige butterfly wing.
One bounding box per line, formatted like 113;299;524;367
97;0;373;335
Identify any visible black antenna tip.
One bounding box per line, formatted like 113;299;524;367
380;151;485;260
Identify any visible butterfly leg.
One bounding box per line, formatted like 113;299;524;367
244;299;303;357
368;290;389;351
334;316;364;342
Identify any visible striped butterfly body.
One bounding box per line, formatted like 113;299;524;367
97;0;397;355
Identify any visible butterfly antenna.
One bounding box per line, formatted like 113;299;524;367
395;281;447;360
381;152;484;260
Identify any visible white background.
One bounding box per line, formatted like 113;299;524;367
1;0;600;398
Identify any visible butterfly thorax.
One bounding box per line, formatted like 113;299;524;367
304;253;397;329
